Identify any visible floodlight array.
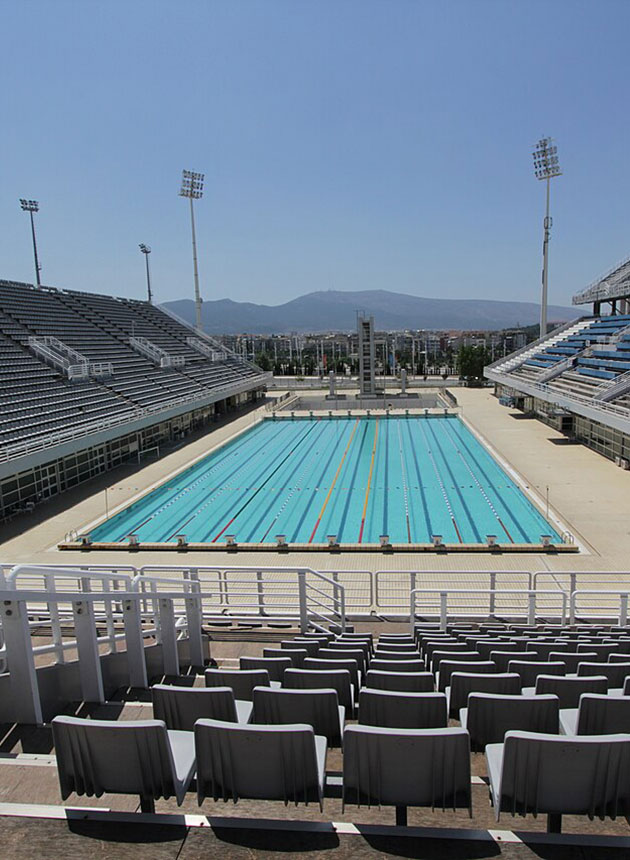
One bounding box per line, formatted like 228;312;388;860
532;138;561;181
19;199;39;212
179;169;204;199
139;243;151;254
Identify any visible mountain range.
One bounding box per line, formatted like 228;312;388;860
162;290;575;334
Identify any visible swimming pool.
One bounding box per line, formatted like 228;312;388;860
89;416;561;546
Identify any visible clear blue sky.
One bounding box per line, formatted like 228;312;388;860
2;0;630;308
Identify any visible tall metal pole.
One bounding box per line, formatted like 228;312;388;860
29;210;41;286
540;176;551;337
139;244;152;303
189;196;202;331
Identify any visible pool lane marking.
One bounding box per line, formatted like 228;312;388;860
397;421;412;543
415;419;463;544
441;420;515;544
211;422;318;543
308;419;360;544
358;420;379;544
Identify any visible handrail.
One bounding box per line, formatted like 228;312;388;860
570;589;630;625
484;317;587;372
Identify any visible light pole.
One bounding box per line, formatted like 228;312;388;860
532;137;561;338
139;244;152;303
19;199;42;286
179;169;204;331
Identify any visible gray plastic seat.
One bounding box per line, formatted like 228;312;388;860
195;719;326;809
281;639;320;657
263;647;308;668
560;694;630;735
152;684;252;729
431;651;482;674
530;674;608;709
284;667;354;713
328;641;372;661
526;641;569;659
609;653;630;664
548;651;597;673
437;660;496;693
376;641;418;652
577;661;630;688
490;650;542;673
475;640;520;660
576;643;619;662
461;693;559;752
373;650;422;662
318;647;367;675
507;661;566;688
343;725;471;825
365;669;434;693
370;658;425;674
486;730;630;832
447;672;522;719
358;689;447;729
422;641;469;662
52;715;195;812
205;669;276;702
252;686;345;747
304;657;360;692
240;656;292;683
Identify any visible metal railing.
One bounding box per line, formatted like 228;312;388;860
484;318;587;372
186;337;228;362
410;587;568;632
570;590;630;625
129;336;186;369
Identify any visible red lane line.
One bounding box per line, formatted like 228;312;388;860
498;517;515;544
211;517;236;544
358;517;366;544
308;517;322;544
452;517;463;544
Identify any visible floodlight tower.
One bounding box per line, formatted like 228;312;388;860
179;169;204;331
532;137;561;338
139;244;153;303
19;199;42;286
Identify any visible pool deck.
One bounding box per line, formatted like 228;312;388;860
1;387;629;574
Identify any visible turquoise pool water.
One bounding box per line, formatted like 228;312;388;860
90;416;561;545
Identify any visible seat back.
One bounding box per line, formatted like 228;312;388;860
498;731;630;818
318;647;367;674
52;715;178;802
370;658;425;673
304;657;360;691
437;660;496;692
358;689;447;729
507;661;566;688
252;686;343;746
195;719;323;806
263;647;307;668
239;656;292;682
343;725;471;811
548;652;597;673
284;668;353;711
490;651;541;673
576;694;630;734
205;669;270;701
281;640;320;657
576;643;618;662
431;651;481;673
466;693;559;751
376;641;417;652
578;662;630;688
365;670;434;693
448;672;522;718
152;684;237;730
535;674;608;709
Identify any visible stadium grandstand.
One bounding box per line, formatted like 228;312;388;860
485;255;630;465
0;278;268;520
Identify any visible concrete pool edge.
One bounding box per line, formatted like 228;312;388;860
57;540;579;553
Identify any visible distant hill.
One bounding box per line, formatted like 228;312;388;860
162;289;575;334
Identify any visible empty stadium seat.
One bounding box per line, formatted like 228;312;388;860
461;693;560;751
152;684;252;729
251;687;345;747
358;689;447;729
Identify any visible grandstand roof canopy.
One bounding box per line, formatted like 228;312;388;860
573;255;630;305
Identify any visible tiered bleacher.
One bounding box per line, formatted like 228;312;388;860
0;279;265;451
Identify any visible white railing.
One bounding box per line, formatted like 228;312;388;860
410;587;569;632
0;374;268;464
186;337;228;362
570;590;630;625
129;336;185;369
573;255;630;304
484;318;587;373
593;369;630;402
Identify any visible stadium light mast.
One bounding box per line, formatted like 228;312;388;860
179;169;204;331
532;137;561;338
19;199;42;286
139;244;153;303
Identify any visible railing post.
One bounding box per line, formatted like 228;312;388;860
73;599;105;703
298;571;308;634
184;594;205;669
256;570;265;616
489;572;496;616
338;583;346;633
409;590;416;634
620;594;628;628
45;573;65;664
569;590;577;625
158;598;180;677
570;573;577;620
439;592;448;632
527;591;536;626
2;598;43;725
122;596;148;688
